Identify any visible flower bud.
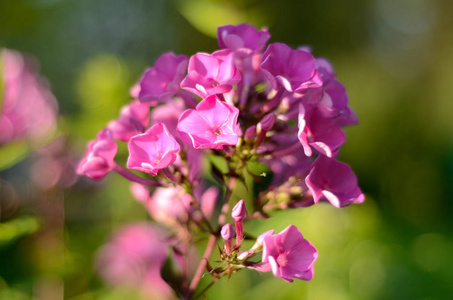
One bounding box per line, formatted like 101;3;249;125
251;229;274;252
237;251;250;260
232;200;246;247
257;113;275;133
244;125;257;141
221;223;235;241
232;199;246;222
221;223;235;255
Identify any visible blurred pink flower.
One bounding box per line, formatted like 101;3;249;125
0;49;58;145
96;223;173;299
217;23;270;57
147;185;192;225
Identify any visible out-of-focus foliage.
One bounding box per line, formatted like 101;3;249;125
0;217;40;248
1;0;452;299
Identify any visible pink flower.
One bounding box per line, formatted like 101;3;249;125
303;58;358;126
305;155;365;208
298;103;345;157
127;123;180;175
148;97;204;183
146;185;218;225
262;225;318;282
177;95;239;149
149;97;186;138
138;52;188;104
77;129;117;180
217;24;270;57
95;223;173;299
260;43;322;93
130;182;150;204
180;49;241;98
107;100;150;141
0;49;58;145
147;186;192;225
197;185;218;220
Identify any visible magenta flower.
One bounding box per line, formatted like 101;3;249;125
217;23;270;57
262;225;318;282
180;49;241;98
107;100;150;141
138;52;188;104
96;223;173;299
127;123;180;175
260;43;322;93
298;103;345;157
77;129;117;180
177;95;239;149
305;155;365;208
302;58;358;126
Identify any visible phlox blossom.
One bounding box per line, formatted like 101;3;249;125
305;155;365;208
138;52;188;104
261;43;322;93
217;23;270;57
177;95;239;149
262;225;317;282
127;123;180;175
180;49;241;98
77;129;117;180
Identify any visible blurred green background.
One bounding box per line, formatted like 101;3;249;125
1;0;452;299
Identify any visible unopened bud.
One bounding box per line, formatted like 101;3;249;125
221;223;235;255
258;113;275;132
244;125;257;141
251;229;274;252
232;200;246;247
221;223;235;241
232;199;246;222
237;251;250;260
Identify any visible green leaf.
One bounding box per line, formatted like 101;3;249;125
0;139;29;171
176;0;267;38
0;216;40;248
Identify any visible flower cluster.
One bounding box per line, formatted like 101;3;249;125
77;23;363;299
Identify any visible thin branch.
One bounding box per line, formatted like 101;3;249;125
186;234;218;299
113;163;162;187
